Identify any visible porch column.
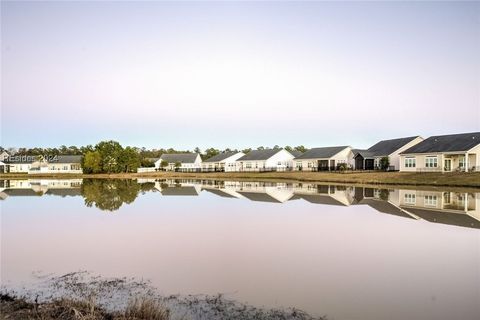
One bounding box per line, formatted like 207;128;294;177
465;153;469;172
464;193;468;212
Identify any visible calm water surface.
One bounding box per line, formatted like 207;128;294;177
1;178;479;320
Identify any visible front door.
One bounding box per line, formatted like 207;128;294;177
444;159;451;171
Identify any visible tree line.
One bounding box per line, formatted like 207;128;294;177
1;142;309;173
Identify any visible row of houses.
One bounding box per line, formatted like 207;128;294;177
1;131;479;174
143;131;480;173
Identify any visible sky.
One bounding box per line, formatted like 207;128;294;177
1;1;479;150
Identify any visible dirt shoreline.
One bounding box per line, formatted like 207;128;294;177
1;171;479;190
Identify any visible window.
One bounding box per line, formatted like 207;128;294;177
245;163;252;169
425;157;438;168
424;195;437;206
296;162;302;168
307;162;312;168
459;156;466;169
405;157;416;168
404;194;416;205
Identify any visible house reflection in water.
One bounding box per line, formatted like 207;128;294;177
1;178;479;229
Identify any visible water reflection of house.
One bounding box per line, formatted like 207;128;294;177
0;179;82;199
398;190;480;228
292;183;355;206
158;179;201;196
236;181;294;203
351;187;419;220
201;181;245;199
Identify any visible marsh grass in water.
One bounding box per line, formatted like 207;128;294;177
1;272;326;320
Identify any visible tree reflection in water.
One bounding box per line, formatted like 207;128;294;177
81;179;155;211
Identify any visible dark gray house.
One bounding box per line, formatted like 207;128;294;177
353;136;423;170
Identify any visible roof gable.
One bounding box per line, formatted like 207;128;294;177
367;136;419;157
401;132;480;154
294;146;349;160
204;152;241;163
159;153;199;163
237;149;282;161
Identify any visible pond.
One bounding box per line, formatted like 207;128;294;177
1;178;479;320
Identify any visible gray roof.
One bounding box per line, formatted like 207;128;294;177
203;152;239;163
203;188;237;198
159;153;199;163
237;191;282;203
402;207;480;229
3;189;44;196
46;189;82;197
367;136;419;157
237;149;282;161
353;149;375;159
401;132;480;154
52;155;82;164
297;194;347;206
294;146;349;160
290;150;303;157
160;186;199;196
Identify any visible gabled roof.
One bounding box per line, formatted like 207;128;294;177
290;150;303;157
237;149;283;161
296;194;347;206
401;132;480;154
203;188;237;198
159;153;199;163
367;136;420;157
353;150;375;159
54;155;82;163
237;191;282;203
160;186;199;196
203;152;240;163
402;207;480;229
294;146;350;160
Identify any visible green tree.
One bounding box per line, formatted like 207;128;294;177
160;160;169;170
95;140;124;173
174;161;181;171
81;179;141;211
82;151;102;173
140;158;155;167
242;148;252;154
295;145;308;153
204;147;220;160
257;146;265;150
119;147;140;173
284;146;293;152
379;157;390;171
272;145;281;150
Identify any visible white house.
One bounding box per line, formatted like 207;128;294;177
2;155;82;174
236;149;296;172
202;151;245;172
0;151;9;161
293;146;353;171
154;153;202;172
353;136;423;170
399;132;480;172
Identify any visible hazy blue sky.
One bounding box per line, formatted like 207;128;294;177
1;1;479;150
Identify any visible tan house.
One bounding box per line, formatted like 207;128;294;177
399;132;480;172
